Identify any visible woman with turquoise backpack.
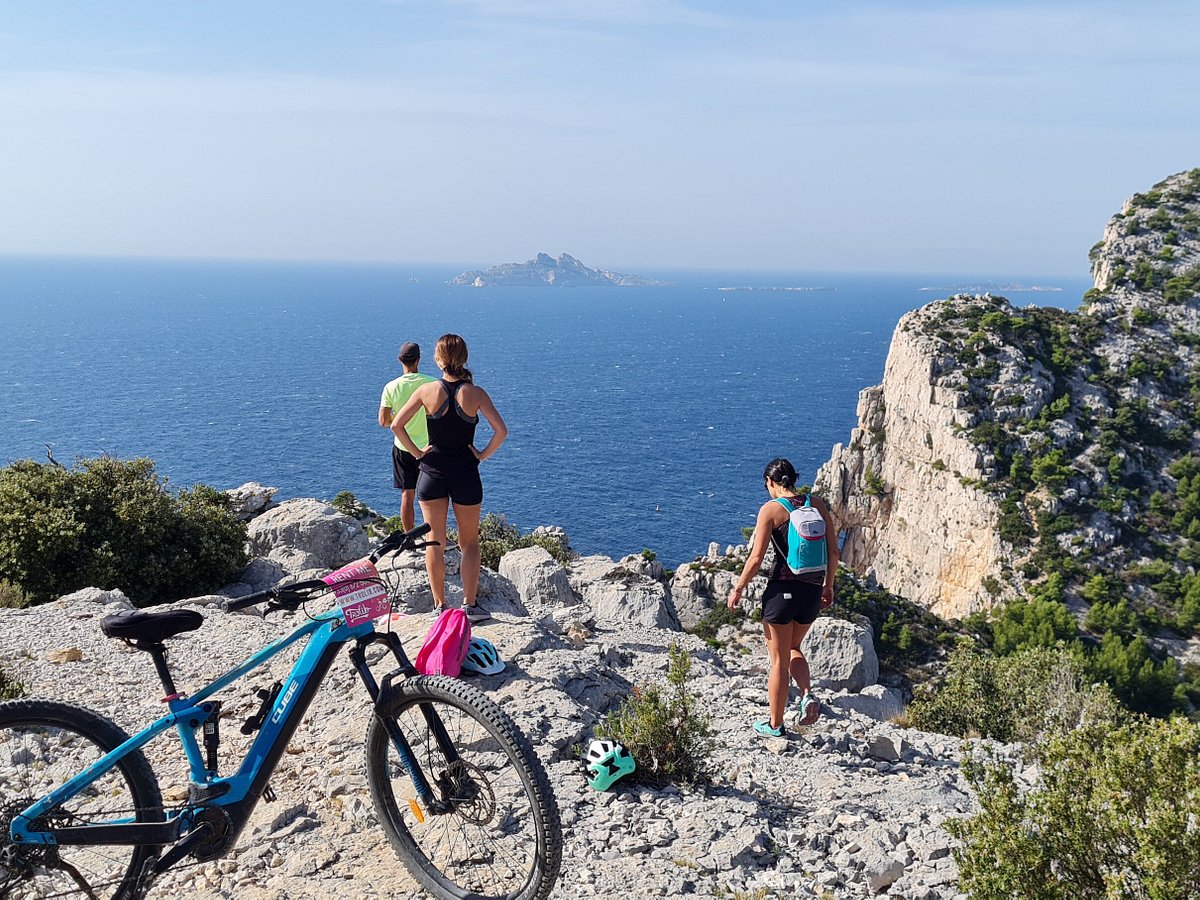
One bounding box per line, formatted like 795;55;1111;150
727;458;837;738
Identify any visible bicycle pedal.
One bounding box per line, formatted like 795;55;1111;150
261;783;277;803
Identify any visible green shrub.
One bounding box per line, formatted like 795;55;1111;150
598;644;716;785
950;715;1200;899
1086;631;1184;717
474;513;574;571
990;594;1076;655
0;457;247;606
690;602;745;648
829;570;955;677
0;578;30;609
331;490;369;519
908;645;1115;745
863;468;886;496
0;666;23;700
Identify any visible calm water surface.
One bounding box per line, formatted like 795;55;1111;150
0;257;1087;565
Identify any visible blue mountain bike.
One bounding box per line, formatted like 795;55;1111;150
0;524;562;900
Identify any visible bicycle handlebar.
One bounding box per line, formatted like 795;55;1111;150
224;523;435;614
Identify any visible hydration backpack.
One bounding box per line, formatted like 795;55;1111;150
415;608;472;677
774;495;828;577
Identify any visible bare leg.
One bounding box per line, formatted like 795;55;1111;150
789;621;815;695
762;621;794;729
419;497;449;608
454;502;482;606
400;488;417;533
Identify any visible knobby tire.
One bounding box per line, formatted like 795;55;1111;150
0;699;165;900
365;676;562;900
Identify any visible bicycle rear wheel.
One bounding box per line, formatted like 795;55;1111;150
0;699;165;900
365;676;562;900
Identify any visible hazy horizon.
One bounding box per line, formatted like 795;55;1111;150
1;2;1196;276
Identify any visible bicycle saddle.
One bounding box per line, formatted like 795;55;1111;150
101;608;204;643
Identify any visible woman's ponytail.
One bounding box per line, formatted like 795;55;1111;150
434;333;473;382
763;457;797;489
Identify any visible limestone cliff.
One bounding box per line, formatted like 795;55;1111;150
818;169;1200;625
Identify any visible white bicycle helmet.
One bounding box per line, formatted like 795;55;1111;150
585;739;617;766
461;637;505;675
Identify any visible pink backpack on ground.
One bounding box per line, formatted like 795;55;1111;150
415;608;472;676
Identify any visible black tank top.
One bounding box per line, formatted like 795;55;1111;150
421;379;479;475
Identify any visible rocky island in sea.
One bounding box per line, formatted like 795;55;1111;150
449;252;667;287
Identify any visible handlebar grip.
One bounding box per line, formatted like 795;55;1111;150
224;588;275;613
371;522;434;562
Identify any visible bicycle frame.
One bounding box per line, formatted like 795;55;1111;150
10;605;451;860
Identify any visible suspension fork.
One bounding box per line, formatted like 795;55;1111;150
348;632;460;812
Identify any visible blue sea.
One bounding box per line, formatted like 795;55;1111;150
0;257;1088;566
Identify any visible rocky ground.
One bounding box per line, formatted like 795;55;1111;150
0;494;1002;899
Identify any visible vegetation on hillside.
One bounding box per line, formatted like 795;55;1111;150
884;172;1200;716
0;457;247;606
596;644;716;785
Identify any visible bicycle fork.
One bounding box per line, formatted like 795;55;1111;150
347;632;460;816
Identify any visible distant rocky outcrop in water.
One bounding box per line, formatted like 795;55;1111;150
449;252;667;287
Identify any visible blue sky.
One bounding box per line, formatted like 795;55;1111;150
0;1;1197;274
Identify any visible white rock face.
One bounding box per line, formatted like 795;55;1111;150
568;555;681;631
830;684;906;723
817;323;1014;620
498;546;577;610
246;499;370;573
225;481;279;520
803;618;879;692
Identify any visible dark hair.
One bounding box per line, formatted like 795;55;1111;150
763;458;797;490
434;333;473;383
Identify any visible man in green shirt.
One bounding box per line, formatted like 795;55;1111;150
379;341;435;531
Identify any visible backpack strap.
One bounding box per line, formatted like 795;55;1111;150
773;497;795;514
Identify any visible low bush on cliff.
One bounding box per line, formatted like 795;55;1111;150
829;571;957;679
470;513;574;571
951;715;1200;899
0;665;23;700
598;644;716;785
0;457;247;606
907;645;1119;745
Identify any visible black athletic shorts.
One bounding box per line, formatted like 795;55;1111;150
416;467;483;506
761;578;822;625
392;445;420;490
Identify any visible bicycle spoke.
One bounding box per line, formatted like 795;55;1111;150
367;677;561;900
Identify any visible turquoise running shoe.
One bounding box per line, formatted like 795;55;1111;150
753;720;785;738
797;693;821;727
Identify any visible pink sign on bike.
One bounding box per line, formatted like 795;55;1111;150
322;558;390;626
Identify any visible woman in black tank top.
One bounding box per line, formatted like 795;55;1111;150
726;458;837;737
390;334;508;622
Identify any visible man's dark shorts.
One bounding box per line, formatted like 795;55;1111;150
392;445;420;490
761;578;822;625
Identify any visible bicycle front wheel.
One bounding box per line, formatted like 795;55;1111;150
0;699;165;900
365;676;562;900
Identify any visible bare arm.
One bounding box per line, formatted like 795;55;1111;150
469;387;507;462
378;405;393;428
813;495;839;606
727;502;780;609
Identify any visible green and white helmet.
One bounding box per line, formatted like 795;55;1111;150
585;739;635;791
